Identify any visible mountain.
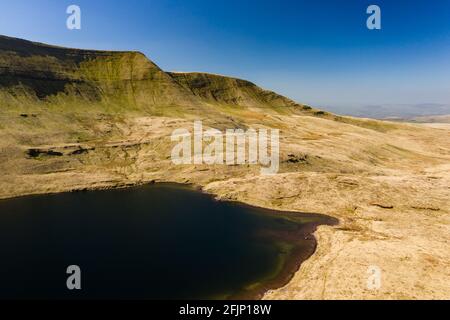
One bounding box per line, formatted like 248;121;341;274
0;35;449;300
168;71;304;108
0;35;316;117
0;35;389;131
0;35;203;111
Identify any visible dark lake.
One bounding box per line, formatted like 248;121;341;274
0;183;336;299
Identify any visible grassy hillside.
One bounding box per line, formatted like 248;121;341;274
0;35;206;115
0;35;316;117
1;35;391;131
169;72;307;109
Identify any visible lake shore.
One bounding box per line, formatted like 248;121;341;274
1;116;449;299
0;181;337;299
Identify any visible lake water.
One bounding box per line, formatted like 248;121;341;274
0;183;336;299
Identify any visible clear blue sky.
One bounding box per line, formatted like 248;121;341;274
0;0;449;110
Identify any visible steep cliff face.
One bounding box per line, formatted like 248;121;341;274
0;35;200;110
168;72;308;109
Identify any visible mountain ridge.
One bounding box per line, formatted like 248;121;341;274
0;34;313;115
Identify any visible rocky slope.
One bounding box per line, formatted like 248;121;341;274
0;35;449;299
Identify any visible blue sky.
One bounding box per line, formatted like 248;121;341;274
0;0;449;111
